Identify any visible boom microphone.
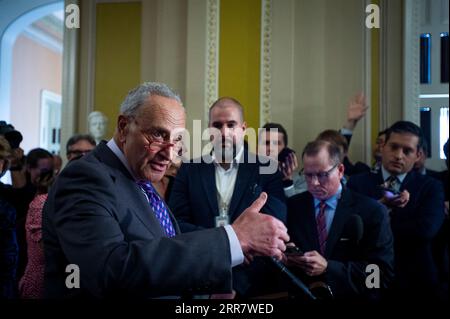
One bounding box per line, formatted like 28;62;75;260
270;257;317;300
343;214;364;243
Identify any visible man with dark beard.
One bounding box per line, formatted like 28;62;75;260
169;97;286;297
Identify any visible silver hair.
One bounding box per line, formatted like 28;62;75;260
119;82;182;116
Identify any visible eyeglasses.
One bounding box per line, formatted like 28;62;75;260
67;149;92;157
132;118;184;155
302;163;339;184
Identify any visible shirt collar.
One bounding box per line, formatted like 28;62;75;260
211;145;244;169
313;184;343;210
106;138;139;181
381;165;407;183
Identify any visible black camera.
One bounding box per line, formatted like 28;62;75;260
278;147;295;167
285;246;304;256
0;121;23;149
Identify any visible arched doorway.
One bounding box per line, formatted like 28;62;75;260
0;1;64;154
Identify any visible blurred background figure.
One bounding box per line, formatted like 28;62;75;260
372;130;387;173
66;134;96;162
258;123;304;198
0;136;19;299
153;154;182;202
19;150;55;299
0;121;25;187
443;139;449;214
15;148;54;281
88;111;108;145
52;155;62;176
17;134;96;298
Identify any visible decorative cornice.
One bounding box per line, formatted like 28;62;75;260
205;0;220;122
260;0;273;126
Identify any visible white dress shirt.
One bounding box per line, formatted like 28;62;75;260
212;146;244;216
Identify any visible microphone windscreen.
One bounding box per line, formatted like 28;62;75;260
343;214;364;242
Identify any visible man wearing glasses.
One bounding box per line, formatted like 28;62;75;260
284;139;394;300
66;134;96;161
42;82;289;298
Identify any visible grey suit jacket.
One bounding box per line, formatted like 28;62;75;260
43;142;232;298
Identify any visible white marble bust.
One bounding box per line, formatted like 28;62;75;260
88;111;108;144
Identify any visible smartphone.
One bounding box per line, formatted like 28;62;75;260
285;246;304;256
39;169;53;181
380;186;401;199
278;147;295;168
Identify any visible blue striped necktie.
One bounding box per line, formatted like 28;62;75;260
137;181;176;237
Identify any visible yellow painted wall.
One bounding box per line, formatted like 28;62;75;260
219;0;261;131
95;2;141;139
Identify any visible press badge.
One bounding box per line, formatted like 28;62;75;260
215;214;230;227
215;204;230;227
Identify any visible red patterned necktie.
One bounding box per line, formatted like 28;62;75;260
138;181;176;237
316;201;328;255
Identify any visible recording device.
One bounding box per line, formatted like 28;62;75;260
270;257;316;300
380;185;401;199
285;246;304;256
342;214;364;243
278;147;295;169
0;121;23;149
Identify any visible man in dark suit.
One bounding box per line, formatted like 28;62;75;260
285;140;394;300
169;97;286;297
347;121;446;299
42;83;289;298
170;97;286;231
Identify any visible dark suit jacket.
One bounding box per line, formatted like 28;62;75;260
287;188;394;299
340;131;371;176
347;170;445;297
168;151;286;296
0;197;18;299
169;151;287;231
42;142;233;298
343;157;371;177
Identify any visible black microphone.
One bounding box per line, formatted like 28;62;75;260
270;257;317;300
342;214;364;242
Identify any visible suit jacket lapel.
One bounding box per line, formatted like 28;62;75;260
325;189;353;257
228;162;255;220
93;142;166;237
305;194;321;252
166;206;181;234
200;161;219;216
400;170;415;192
374;171;385;198
93;142;134;180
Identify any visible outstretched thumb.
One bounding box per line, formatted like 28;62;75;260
248;192;268;213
